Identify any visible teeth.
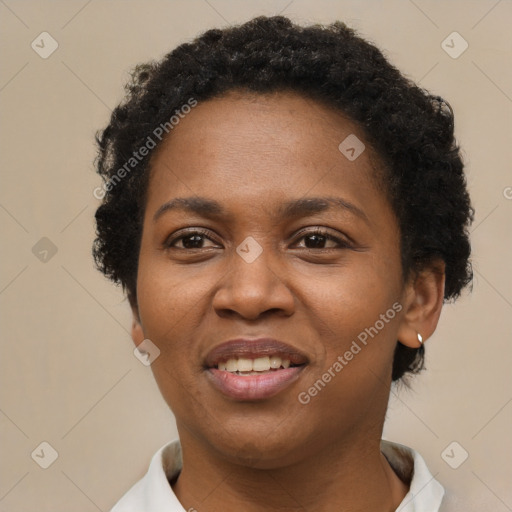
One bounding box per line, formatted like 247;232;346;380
217;355;292;373
226;359;238;372
237;358;253;372
269;356;282;369
253;356;270;371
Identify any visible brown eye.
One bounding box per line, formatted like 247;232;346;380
165;229;219;250
294;228;351;250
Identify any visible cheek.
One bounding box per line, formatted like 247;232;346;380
135;251;191;356
294;268;400;423
298;254;402;368
307;253;400;321
135;262;207;411
135;247;223;372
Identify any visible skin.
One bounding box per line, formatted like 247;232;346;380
131;90;445;512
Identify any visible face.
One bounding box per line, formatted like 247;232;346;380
133;90;412;468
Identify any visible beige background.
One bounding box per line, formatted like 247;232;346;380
1;0;511;510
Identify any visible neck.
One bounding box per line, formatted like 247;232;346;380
172;426;409;512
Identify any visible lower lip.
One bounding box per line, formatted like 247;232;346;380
206;366;305;401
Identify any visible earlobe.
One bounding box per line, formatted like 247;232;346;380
130;303;145;347
396;261;446;348
132;317;145;347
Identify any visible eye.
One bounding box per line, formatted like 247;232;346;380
164;227;352;251
293;228;351;250
164;229;220;250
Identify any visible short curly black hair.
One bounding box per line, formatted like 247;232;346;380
93;15;473;382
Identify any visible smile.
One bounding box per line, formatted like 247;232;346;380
204;337;309;400
206;358;307;401
217;355;293;374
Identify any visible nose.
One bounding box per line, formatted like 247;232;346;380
212;241;295;321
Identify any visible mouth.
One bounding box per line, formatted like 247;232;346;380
204;338;309;401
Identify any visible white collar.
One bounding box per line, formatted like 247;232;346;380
381;439;445;511
111;438;445;511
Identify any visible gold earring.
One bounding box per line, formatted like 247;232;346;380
417;333;423;344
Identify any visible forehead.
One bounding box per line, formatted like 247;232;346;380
152;89;371;160
146;90;387;218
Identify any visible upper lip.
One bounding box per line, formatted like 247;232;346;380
204;338;309;368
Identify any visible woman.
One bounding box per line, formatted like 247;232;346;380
93;15;473;511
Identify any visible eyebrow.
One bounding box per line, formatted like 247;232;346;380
153;196;369;224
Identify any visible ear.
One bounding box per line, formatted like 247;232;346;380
129;296;145;347
396;260;446;348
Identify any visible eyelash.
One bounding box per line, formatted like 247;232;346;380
164;227;351;251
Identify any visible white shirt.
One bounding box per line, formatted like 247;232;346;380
110;438;456;511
